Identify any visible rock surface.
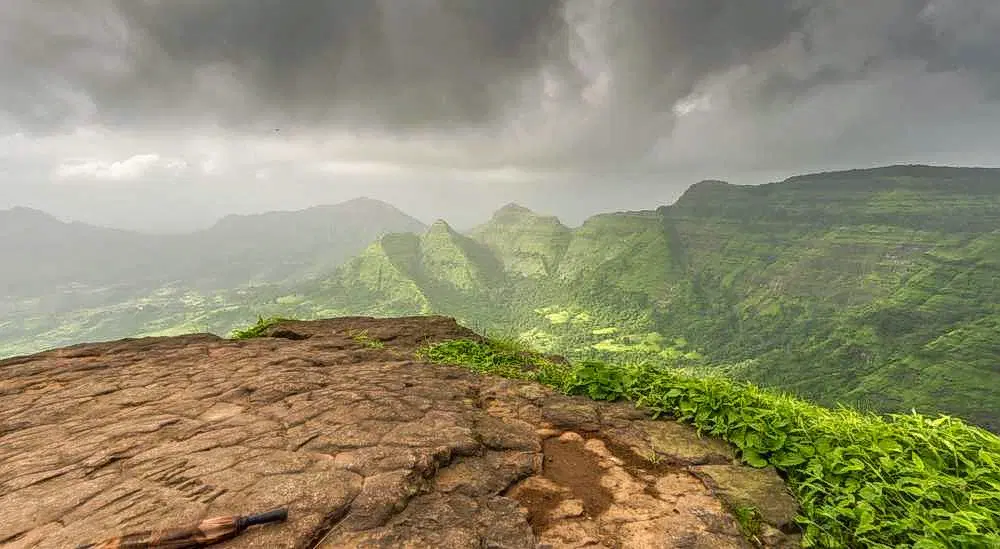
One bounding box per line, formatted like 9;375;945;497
0;316;800;548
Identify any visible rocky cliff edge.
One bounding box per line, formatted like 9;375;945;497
0;316;800;548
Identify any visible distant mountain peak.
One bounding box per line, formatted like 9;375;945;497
0;206;64;229
486;203;547;224
2;206;58;219
498;202;533;213
690;179;732;188
670;179;735;207
782;164;998;182
427;218;455;232
423;219;466;245
340;196;390;207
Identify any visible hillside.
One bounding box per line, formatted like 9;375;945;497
0;197;425;300
262;165;1000;432
3;165;999;433
651;166;1000;430
0;198;425;354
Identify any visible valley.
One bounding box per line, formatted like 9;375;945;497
4;165;999;431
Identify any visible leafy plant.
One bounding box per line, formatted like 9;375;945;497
229;315;292;340
420;338;1000;549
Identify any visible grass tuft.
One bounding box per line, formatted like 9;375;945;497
420;337;1000;549
229;315;293;340
733;504;764;545
348;329;385;349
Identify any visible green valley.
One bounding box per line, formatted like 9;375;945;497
4;165;999;432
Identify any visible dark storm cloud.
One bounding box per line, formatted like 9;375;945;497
88;0;572;131
1;0;999;169
745;0;1000;109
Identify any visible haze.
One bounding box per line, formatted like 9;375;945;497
2;0;1000;231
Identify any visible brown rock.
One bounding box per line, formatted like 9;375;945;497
691;464;801;531
0;316;798;548
638;420;737;465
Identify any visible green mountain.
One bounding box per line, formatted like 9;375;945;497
4;165;999;433
293;165;1000;431
0;198;426;355
0;197;426;300
470;203;572;278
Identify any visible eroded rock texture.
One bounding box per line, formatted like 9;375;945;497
0;316;800;548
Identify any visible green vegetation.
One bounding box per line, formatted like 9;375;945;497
4;166;1000;432
419;337;571;388
348;329;385;349
6;165;1000;545
733;505;765;546
421;337;1000;549
229;315;290;340
312;166;1000;431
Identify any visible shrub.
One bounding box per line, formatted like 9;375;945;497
229;315;292;340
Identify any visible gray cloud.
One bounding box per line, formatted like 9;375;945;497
4;2;997;132
15;0;573;133
2;0;1000;231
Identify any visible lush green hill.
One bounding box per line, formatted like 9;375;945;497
648;166;1000;430
470;203;572;277
304;165;1000;431
4;165;999;433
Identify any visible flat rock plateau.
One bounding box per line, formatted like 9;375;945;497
0;316;800;548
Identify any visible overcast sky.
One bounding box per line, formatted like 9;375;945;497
2;0;999;232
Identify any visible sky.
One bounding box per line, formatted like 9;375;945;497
2;0;999;232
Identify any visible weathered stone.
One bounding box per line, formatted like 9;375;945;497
691;464;801;531
434;451;536;497
541;399;602;432
0;316;799;548
476;415;542;452
639;420;737;465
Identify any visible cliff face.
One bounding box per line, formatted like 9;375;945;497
0;317;798;548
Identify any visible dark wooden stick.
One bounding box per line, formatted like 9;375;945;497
74;508;288;549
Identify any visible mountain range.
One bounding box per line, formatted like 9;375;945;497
1;197;425;302
3;164;999;431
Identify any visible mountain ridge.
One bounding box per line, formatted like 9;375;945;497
0;197;427;299
4;165;1000;433
292;166;1000;431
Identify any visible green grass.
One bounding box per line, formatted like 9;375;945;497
733;504;765;545
348;329;385;349
229;315;292;339
420;338;1000;549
